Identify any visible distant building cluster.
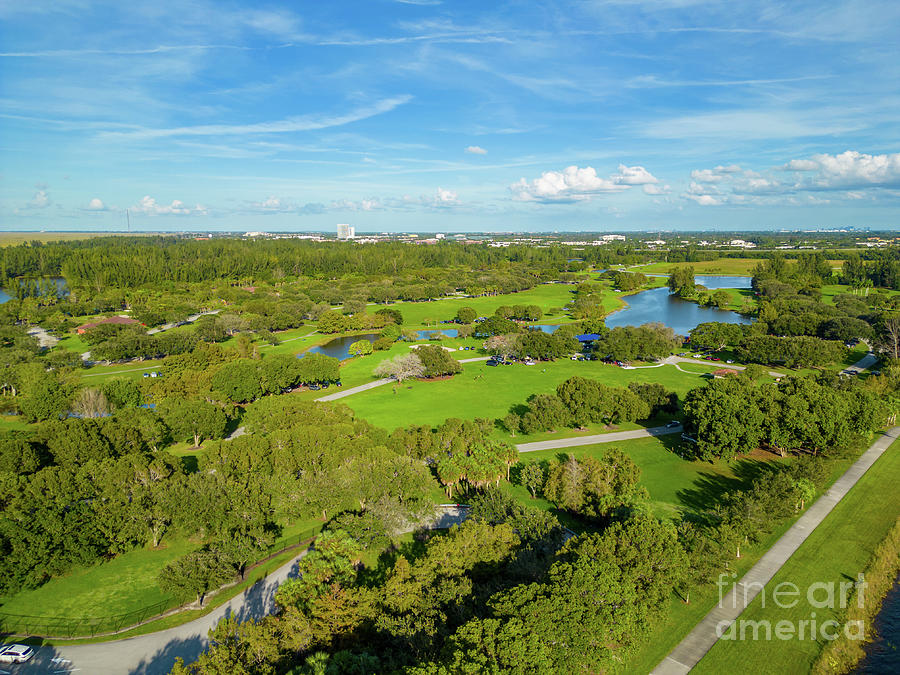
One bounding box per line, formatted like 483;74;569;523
336;223;355;239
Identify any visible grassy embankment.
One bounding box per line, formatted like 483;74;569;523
0;518;324;638
622;438;879;674
693;440;900;675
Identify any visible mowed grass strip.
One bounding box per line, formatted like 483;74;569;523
694;439;900;675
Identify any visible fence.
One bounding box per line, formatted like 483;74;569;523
0;525;324;639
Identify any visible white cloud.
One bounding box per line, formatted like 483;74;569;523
29;189;51;208
783;159;819;171
643;183;670;195
133;195;206;216
465;145;487;155
800;151;900;189
85;197;107;211
685;194;722;206
510;164;660;203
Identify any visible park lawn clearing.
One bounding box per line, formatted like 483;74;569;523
631;259;761;276
0;538;193;622
693;438;900;675
0;416;31;432
380;284;582;327
507;435;741;521
343;359;718;432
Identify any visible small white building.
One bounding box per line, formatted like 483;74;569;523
336;224;355;239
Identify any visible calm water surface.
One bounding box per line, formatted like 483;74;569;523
0;277;68;304
605;275;753;335
855;576;900;673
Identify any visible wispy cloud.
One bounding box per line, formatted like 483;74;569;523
99;96;413;140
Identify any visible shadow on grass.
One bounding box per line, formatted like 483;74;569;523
675;458;777;516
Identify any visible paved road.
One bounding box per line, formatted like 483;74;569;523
516;424;682;453
315;356;491;402
661;355;785;378
652;425;900;675
843;351;878;375
22;506;468;675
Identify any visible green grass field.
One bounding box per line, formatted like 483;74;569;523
0;517;324;627
630;259;761;276
0;232;163;247
343;358;718;433
505;435;742;522
694;439;900;674
0;539;194;620
378;284;586;327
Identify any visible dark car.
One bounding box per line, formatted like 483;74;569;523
486;360;499;366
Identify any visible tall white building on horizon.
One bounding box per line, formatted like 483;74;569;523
336;223;355;239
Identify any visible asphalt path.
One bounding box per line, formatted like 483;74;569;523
19;507;469;675
516;424;682;453
652;426;900;674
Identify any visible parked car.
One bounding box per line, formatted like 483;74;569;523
523;360;536;366
308;383;321;390
0;644;34;663
666;420;681;428
486;360;499;367
725;359;734;364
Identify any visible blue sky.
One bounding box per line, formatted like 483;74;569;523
1;0;899;232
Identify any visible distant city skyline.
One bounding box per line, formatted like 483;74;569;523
2;1;899;232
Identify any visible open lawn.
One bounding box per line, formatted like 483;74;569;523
0;232;163;247
0;539;194;621
694;439;900;675
505;435;745;522
630;259;761;276
378;284;582;327
343;358;719;433
0;517;323;630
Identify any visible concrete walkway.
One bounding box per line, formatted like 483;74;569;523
516;424;681;453
652;425;900;675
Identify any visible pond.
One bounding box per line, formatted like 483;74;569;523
605;275;753;335
0;277;68;304
302;333;382;360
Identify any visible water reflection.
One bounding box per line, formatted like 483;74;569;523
605;275;753;335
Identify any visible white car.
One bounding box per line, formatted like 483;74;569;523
0;644;35;663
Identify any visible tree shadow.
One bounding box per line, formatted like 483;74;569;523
128;635;208;674
676;458;776;516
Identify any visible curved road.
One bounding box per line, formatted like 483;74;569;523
18;507;469;675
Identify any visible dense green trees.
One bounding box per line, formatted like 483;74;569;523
682;375;883;460
667;266;696;297
544;450;644;520
593;322;680;361
414;345;462;378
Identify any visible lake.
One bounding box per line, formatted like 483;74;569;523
605;275;753;335
0;277;68;304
